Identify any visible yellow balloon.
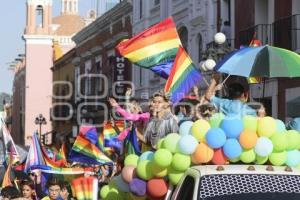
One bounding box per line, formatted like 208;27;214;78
257;117;276;137
191;120;211;142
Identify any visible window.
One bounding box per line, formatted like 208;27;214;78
176;175;194;200
95;56;102;95
84;60;92;95
74;67;80;99
179;27;188;52
139;0;143;19
35;5;43;28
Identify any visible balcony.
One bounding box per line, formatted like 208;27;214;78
273;16;292;50
239;24;272;46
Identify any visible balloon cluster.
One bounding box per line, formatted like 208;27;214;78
100;114;300;200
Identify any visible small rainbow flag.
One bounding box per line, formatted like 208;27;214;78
99;121;124;154
248;33;262;84
2;165;12;188
165;46;202;104
116;17;181;76
72;177;98;200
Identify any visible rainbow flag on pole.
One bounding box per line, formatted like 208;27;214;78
116;17;181;77
165;46;202;104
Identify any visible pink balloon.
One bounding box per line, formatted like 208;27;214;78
122;165;137;183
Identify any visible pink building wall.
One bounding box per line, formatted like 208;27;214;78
25;40;53;145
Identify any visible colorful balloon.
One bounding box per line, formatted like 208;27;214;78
243;115;258;132
156;138;165;149
136;160;154;180
205;128;227;149
152;163;168;178
191;119;211;142
239;129;258;149
191;143;214;164
209;113;225;128
276;119;286;132
168;167;184;185
269;151;287;166
286;130;300;150
271;133;287;152
163;133;180;153
257;117;276;137
254;137;273;157
179;121;193;136
255;155;268;165
125;154;139;167
212;148;227;165
240;149;256;163
115;175;130;192
223;139;242;159
221;118;243;138
146;178;168;199
138;151;154;163
122;166;137;183
129;178;147;197
286;150;300;167
178;134;198;155
153;149;173;168
171;153;191;171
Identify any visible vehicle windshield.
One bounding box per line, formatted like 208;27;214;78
198;174;300;200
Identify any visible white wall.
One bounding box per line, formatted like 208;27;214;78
255;0;268;25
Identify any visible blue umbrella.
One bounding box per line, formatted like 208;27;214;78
215;45;300;78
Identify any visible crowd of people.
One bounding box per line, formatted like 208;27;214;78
1;74;299;200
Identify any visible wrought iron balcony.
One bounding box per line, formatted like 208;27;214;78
239;24;272;46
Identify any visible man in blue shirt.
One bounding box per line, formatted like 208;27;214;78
287;117;300;132
205;74;257;118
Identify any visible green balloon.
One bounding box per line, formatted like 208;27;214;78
269;151;287;166
164;133;181;153
286;130;300;150
136;160;153;180
257;116;276;137
255;155;268;165
209;113;225;128
152;162;168;178
171;153;191;171
243;115;258;132
100;185;110;199
271;133;288;152
240;149;256;163
157;138;165;149
124;154;139;167
104;187;121;200
153;149;173;168
168;167;184;185
229;157;240;163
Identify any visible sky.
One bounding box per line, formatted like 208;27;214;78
0;0;96;94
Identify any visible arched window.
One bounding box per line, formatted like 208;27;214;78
197;33;203;62
179;26;188;52
35;5;43;28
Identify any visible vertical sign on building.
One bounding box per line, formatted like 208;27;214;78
113;52;130;98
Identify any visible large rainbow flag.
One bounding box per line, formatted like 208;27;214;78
165;46;202;104
116;17;181;78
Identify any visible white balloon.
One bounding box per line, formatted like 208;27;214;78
205;59;216;70
214;32;226;44
199;61;207;71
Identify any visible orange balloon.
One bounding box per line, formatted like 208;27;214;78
191;143;214;164
239;130;258;149
212;148;228;165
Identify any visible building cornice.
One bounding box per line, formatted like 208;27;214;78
72;1;132;44
27;0;53;6
23;34;54;45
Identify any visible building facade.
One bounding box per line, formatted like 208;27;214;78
51;1;132;135
233;0;300;121
131;0;231;99
13;0;89;145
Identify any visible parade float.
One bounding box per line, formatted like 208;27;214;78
100;115;300;200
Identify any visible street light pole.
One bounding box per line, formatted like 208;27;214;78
35;114;47;141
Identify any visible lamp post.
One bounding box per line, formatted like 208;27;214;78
35;114;47;139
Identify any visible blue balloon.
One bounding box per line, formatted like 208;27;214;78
223;139;242;159
115;175;130;192
178;135;198;155
138;151;154;163
221;118;243;138
276;119;286;132
179;121;193;136
254;137;273;157
205;128;226;149
286;150;300;167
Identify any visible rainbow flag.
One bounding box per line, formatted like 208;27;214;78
164;46;202;104
72;177;98;200
41;146;67;168
248;33;262;84
56;143;67;162
99;121;124;154
116;17;181;77
71;128;112;164
24;133;45;172
2;165;12;188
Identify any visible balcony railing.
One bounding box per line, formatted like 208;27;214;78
292;14;300;51
273;16;292;50
239;24;272;46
